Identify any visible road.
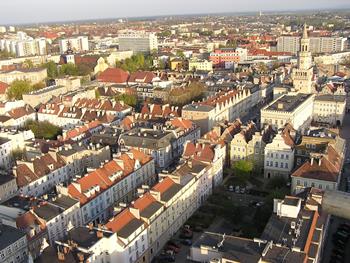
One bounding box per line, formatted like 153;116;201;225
321;113;350;263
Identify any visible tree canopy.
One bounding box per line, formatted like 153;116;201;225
7;80;45;100
169;81;206;106
115;93;137;107
340;55;350;68
232;160;253;181
25;120;62;140
115;53;153;73
0;50;15;59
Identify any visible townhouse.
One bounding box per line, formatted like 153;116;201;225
14;151;73;197
0;224;28;263
0;105;36;128
182;86;260;134
66;149;156;224
264;124;296;179
230;122;274;171
0;68;47;85
38;98;132;130
291;145;343;194
119;121;199;170
0;137;12;169
312;94;346;126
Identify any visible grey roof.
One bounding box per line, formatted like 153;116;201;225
0;137;10;145
161;184;183;202
0;224;26;251
118;218;144;239
120;128;175;150
261;209;315;250
262;245;306;262
34;203;63;221
192;232;262;263
315;94;346;103
67;227;113;249
183;104;214;112
265;93;312;112
140;202;163;219
51;195;79;210
0;174;15;185
283;197;300;206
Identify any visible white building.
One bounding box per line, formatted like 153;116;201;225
261;93;314;132
32;195;83;245
264;125;295;179
0;137;12;169
0;224;28;263
313;95;346;126
66;149;156;224
58;36;89;54
118;31;158;53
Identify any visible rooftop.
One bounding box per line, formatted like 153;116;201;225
0;224;26;251
314;94;346;103
66;227;113;249
264;93;313;112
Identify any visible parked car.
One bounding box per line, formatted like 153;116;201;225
240;187;246;194
158;253;175;262
235;186;240;193
228;185;234;192
167;240;181;249
181;239;192;246
180;229;193;239
166;244;180;253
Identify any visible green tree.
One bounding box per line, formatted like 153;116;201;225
115;53;153;73
176;50;185;58
42;61;58;79
59;63;79;76
25;120;62;140
232;160;253;181
0;50;15;59
22;59;34;69
340;55;350;68
7;80;32;100
115;94;137;107
42;61;59;78
95;89;101;99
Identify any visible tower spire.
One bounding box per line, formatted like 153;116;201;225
302;24;308;39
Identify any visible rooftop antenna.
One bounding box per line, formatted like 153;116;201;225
217;233;226;248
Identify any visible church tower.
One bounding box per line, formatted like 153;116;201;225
292;24;314;94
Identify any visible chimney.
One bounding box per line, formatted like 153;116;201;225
97;230;104;239
57;251;65;261
77;252;84;262
310;158;314;166
318;158;322;166
88;222;93;230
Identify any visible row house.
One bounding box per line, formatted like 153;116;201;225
105;209;148;263
291;145;343;194
14;151;73;197
0;129;34;151
38;98;132;130
0;137;12;169
230;122;274;171
0;105;36;128
182;86;260;134
99;144;226;263
264;124;296;179
119;120;199;171
41;226;119;263
57;120;104;143
312;94;346;126
200;119;242;166
65;149;156;225
183;141;226;188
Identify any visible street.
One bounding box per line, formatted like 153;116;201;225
321;113;350;263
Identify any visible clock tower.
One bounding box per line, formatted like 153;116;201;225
292;24;314;94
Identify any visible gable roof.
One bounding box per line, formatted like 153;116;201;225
97;68;129;84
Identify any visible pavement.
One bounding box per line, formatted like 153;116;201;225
321;113;350;263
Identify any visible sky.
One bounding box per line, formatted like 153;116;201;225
1;0;350;24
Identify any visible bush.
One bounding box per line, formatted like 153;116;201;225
25;120;62;140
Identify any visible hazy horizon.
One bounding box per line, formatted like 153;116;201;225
1;0;350;25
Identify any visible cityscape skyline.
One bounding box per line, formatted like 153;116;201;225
1;0;350;24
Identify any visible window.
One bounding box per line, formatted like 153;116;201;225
285;163;288;169
304;181;307;187
275;162;278;168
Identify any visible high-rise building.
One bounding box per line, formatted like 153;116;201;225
58;36;89;54
292;24;314;94
118;31;158;53
277;35;347;54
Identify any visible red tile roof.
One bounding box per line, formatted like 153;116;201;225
132;192;157;212
105;209;136;233
152;177;176;194
129;71;156;84
97;68;129;84
0;81;9;95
